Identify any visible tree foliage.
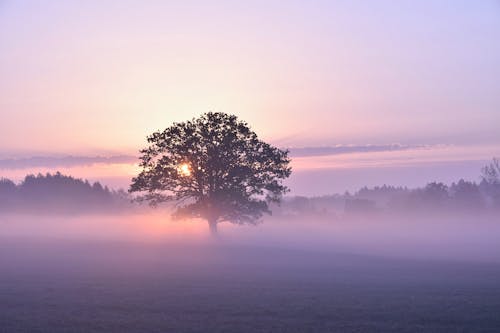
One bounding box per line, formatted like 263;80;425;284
0;172;128;213
481;157;500;185
129;112;291;227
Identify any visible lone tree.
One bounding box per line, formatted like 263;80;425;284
129;112;291;235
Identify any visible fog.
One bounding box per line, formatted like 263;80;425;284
3;168;499;331
2;212;499;263
3;212;500;332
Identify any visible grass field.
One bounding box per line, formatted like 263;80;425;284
1;238;500;333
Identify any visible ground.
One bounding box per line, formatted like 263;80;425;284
1;239;500;333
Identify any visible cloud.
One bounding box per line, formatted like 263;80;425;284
0;144;427;169
0;155;137;170
288;144;422;157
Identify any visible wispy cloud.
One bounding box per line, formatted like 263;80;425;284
0;155;137;170
288;144;425;157
0;145;430;169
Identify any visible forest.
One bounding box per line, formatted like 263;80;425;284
1;158;499;218
0;172;129;213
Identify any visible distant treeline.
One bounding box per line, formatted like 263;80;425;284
1;158;499;218
275;158;500;218
275;180;500;219
0;172;131;214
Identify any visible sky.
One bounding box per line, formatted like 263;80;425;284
1;0;500;194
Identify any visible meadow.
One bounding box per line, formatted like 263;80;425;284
1;215;500;333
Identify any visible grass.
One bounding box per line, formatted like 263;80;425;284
1;239;500;332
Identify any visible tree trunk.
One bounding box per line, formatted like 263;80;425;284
208;219;218;237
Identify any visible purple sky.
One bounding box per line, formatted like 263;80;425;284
1;1;499;193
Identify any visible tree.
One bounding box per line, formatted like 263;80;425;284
480;158;500;208
0;178;17;209
449;179;483;211
422;182;449;206
129;112;292;235
481;158;500;185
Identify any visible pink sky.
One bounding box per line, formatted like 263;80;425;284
1;1;499;193
1;144;498;195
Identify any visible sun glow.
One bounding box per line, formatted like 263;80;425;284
178;163;192;177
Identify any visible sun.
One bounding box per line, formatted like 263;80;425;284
178;163;192;177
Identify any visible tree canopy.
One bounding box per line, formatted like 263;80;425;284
129;112;291;233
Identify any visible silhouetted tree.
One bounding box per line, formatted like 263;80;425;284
287;196;314;215
129;112;292;235
0;173;127;214
387;182;448;213
355;184;409;207
423;182;448;203
480;158;500;208
481;158;500;185
0;178;17;207
449;179;484;211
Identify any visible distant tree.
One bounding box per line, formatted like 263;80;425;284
129;112;292;235
481;158;500;185
15;173;117;212
0;178;16;193
480;158;500;208
449;180;484;211
355;184;409;208
0;178;17;208
421;182;449;207
287;196;313;215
